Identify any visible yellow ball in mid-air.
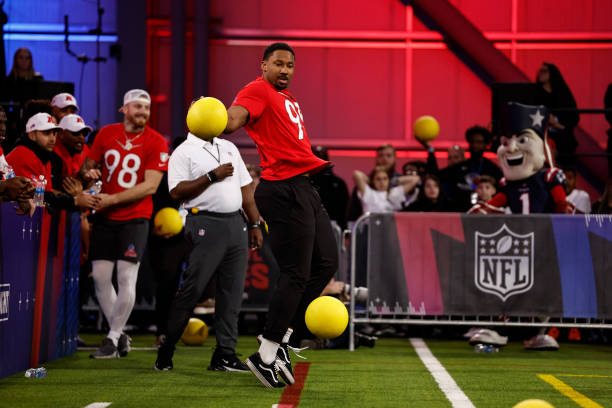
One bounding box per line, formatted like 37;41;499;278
413;115;440;142
181;318;209;346
512;399;555;408
305;296;349;339
186;97;228;140
153;207;183;236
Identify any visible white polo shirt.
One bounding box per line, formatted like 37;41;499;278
168;133;252;213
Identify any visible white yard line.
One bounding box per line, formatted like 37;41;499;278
83;403;112;408
409;338;476;408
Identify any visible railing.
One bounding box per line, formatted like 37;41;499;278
349;212;612;350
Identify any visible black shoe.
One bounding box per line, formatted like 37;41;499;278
355;332;377;348
118;334;131;357
208;351;249;372
155;346;174;371
90;338;118;359
275;343;295;385
245;352;285;388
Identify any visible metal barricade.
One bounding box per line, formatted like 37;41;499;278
349;212;612;350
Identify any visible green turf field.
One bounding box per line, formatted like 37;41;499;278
1;334;610;408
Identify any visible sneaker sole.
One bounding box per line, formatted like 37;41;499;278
245;358;282;388
276;360;295;385
90;352;119;359
207;365;250;372
154;365;172;371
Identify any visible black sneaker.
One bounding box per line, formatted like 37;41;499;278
155;346;174;371
90;338;118;359
245;352;285;388
275;343;295;385
118;334;131;357
208;352;249;372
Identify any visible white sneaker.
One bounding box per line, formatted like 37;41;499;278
469;329;508;347
524;334;559;351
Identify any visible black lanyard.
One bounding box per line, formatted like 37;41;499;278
203;143;220;164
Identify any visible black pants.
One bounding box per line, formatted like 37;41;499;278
148;232;189;336
256;176;338;343
162;212;248;355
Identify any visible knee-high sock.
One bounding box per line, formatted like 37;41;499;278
108;260;139;341
92;260;117;327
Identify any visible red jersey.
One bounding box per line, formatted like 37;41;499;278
6;145;53;191
88;123;168;221
232;77;329;180
54;138;89;178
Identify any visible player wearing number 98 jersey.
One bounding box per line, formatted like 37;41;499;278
82;89;168;359
87;122;168;220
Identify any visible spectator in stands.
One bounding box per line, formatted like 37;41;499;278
56;114;92;186
563;167;590;214
353;166;419;213
437;126;503;211
6;112;97;211
310;146;349;229
348;143;401;222
375;144;400;185
51;93;80;121
447;145;465;166
7;47;43;81
475;175;497;202
604;83;612;176
81;89;168;359
400;162;421;208
592;178;612;214
403;174;453;212
535;62;579;167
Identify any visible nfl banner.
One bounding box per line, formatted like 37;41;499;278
360;213;612;319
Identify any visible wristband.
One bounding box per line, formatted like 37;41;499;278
248;221;262;230
426;145;435;153
206;170;218;183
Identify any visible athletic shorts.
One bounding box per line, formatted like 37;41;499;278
90;217;149;263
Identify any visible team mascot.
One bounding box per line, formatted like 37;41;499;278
470;102;573;350
469;102;575;215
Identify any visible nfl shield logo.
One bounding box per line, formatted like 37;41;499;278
474;224;534;301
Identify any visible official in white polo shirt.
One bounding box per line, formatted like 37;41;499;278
155;130;263;372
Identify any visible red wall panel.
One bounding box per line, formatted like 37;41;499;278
146;0;612;183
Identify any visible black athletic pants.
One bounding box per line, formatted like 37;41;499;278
256;175;338;344
162;212;248;355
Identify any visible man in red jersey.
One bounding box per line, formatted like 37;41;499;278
80;89;168;359
224;42;338;388
56;114;92;196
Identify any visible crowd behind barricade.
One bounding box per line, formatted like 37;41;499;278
1;46;612;364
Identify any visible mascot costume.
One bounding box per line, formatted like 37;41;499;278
469;102;574;351
470;102;575;215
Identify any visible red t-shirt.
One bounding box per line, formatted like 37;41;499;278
6;145;53;191
232;77;329;180
88;123;168;221
54;138;89;178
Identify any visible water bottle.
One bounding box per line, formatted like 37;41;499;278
1;163;15;180
24;367;47;378
87;180;103;195
33;176;46;208
474;343;499;353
